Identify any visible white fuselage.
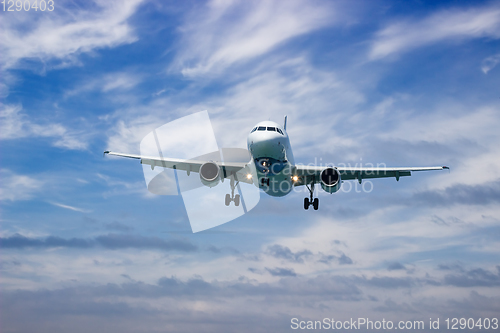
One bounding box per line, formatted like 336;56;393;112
247;121;295;197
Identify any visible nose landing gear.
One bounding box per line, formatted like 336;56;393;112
304;182;319;210
225;175;240;206
260;177;270;186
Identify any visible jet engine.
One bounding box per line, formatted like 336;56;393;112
320;167;341;193
199;161;221;188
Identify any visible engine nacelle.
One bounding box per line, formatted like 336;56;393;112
199;161;221;188
320;167;341;194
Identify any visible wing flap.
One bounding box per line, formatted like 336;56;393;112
339;169;411;181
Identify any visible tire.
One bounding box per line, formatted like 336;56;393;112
234;194;240;206
225;194;231;206
313;198;319;210
304;198;309;210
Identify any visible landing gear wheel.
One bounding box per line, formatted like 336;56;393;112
313;198;319;210
304;182;319;211
266;178;270;186
225;175;241;206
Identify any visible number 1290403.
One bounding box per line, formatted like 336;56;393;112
2;0;54;11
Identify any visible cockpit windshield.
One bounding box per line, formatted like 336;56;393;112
251;125;285;135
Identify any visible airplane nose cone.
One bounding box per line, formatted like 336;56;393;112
250;137;285;160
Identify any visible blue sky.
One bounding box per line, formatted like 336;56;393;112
1;0;500;332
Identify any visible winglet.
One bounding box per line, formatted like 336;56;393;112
283;115;287;131
443;166;449;170
103;150;109;157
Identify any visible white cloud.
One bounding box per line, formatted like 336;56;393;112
64;71;143;97
106;57;364;156
96;173;154;199
0;82;9;98
208;59;365;155
379;105;500;186
106;117;163;154
369;5;500;60
173;0;335;76
0;0;144;69
49;202;92;213
380;105;499;144
0;169;43;201
102;72;142;92
0;103;87;150
481;53;500;74
0;104;64;139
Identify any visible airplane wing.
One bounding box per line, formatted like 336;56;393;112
104;151;254;184
293;165;449;186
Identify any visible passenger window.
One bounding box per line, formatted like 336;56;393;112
267;127;276;131
257;126;266;131
251;127;257;133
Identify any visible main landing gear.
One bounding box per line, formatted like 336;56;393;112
304;182;319;210
225;175;240;206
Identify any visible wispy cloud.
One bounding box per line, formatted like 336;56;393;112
49;202;92;213
173;0;335;76
410;180;500;207
0;104;88;150
481;53;500;74
369;4;500;60
1;104;64;139
1;233;197;252
105;115;164;154
0;0;145;70
65;71;143;97
0;169;43;201
97;173;153;198
377;105;500;186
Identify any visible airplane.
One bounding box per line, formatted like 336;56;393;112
104;116;448;210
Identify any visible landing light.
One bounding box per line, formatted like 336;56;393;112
246;174;252;179
292;175;299;182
